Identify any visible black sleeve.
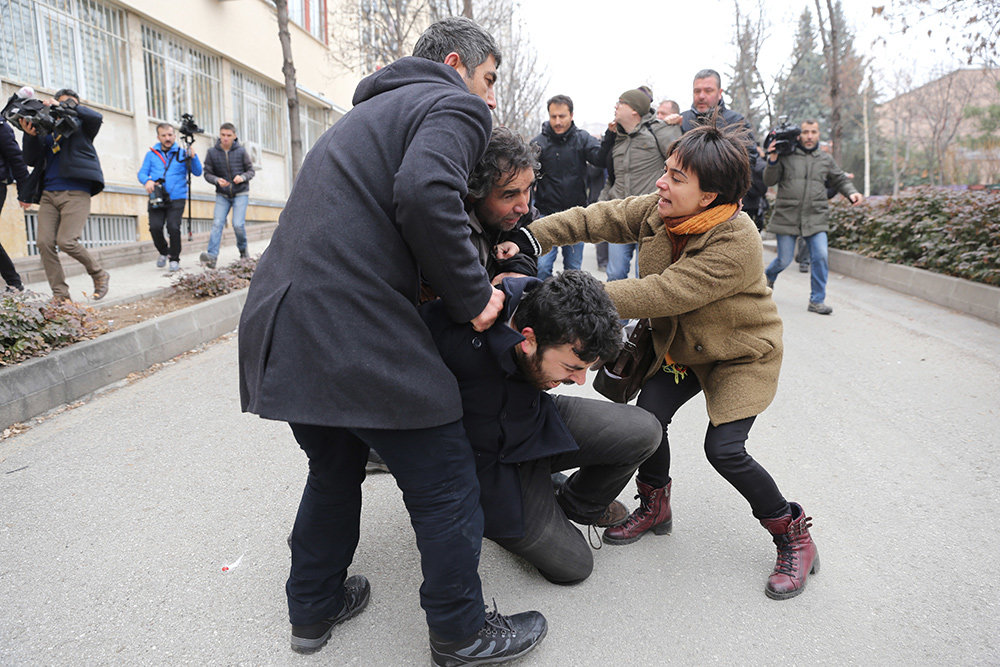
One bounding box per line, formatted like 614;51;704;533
0;122;29;186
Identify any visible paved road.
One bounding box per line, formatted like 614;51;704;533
2;248;998;665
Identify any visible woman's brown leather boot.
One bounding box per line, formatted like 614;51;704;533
602;480;672;545
759;502;819;600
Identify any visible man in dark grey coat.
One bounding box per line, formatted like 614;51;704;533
238;17;546;665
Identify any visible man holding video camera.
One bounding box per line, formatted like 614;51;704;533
764;119;862;315
17;88;109;301
138;122;202;272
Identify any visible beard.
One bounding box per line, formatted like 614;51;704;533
514;346;567;391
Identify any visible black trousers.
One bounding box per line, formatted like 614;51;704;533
0;188;23;289
636;369;789;519
286;420;485;641
492;395;661;584
148;199;185;261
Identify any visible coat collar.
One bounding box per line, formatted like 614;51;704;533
482;276;542;375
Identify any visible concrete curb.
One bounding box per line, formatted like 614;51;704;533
763;240;1000;325
1;288;247;429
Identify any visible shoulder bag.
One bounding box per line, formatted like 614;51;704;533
593;318;657;403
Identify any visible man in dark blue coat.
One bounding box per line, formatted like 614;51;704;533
238;17;546;665
531;95;603;279
19;89;109;301
421;272;660;585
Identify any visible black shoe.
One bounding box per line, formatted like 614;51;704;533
366;449;390;473
430;601;547;666
798;263;809;273
199;251;217;269
290;575;371;654
239;248;249;259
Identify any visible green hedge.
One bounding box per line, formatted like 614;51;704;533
828;187;1000;287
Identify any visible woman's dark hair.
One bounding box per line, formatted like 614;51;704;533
664;113;751;207
467;126;539;201
512;270;622;363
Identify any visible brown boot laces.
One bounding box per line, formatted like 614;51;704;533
773;514;813;576
620;492;652;531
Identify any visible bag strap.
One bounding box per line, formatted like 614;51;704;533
151;148;176;181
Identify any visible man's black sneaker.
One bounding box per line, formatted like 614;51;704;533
430;601;547;666
290;574;370;654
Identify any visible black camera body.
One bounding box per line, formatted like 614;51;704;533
764;117;801;157
178;113;202;142
1;93;79;138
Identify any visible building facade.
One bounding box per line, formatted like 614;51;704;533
0;0;360;258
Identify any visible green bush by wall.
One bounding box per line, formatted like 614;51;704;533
828;187;1000;287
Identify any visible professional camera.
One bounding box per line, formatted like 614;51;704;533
1;89;79;138
178;113;202;142
763;116;800;157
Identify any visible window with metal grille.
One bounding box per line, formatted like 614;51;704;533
231;69;284;153
141;24;222;133
299;101;330;152
0;0;130;110
23;211;137;255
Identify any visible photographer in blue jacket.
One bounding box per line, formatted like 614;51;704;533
137;122;202;272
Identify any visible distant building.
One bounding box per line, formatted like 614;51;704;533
0;0;362;258
877;68;1000;186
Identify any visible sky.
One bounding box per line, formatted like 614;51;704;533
517;0;970;134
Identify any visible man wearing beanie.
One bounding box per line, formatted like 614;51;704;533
595;88;679;281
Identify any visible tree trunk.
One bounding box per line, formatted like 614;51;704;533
462;0;473;19
275;0;303;182
863;83;870;197
817;0;842;163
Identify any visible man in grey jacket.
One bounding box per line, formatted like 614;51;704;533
200;123;253;268
598;88;679;281
764;120;863;315
237;17;546;665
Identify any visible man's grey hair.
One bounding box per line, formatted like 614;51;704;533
413;16;502;71
658;99;680;115
693;69;722;88
156;122;174;132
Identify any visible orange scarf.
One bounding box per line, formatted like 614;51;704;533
659;203;738;369
664;203;739;259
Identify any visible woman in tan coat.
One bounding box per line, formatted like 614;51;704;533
501;123;818;600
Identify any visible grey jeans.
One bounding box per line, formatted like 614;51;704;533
492;395;660;584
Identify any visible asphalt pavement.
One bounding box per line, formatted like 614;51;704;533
2;246;998;665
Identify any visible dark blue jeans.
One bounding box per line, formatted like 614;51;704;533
287;420;486;640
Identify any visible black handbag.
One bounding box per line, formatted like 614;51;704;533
593;318;657;403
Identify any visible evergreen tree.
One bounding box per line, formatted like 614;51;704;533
774;8;826;128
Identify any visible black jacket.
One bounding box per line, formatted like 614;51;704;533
419;277;579;539
0;120;29;200
531;122;602;215
21;104;104;201
204;139;254;196
239;56;494;429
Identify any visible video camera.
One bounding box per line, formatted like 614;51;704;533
763;116;800;157
1;87;79;138
178;113;202;143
